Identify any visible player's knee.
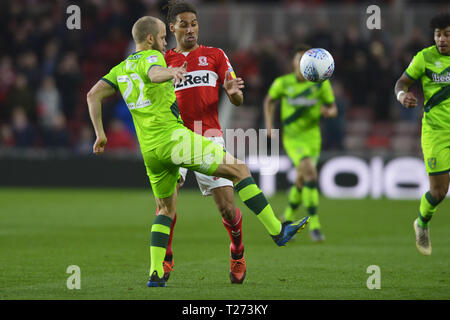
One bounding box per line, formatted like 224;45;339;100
157;208;175;219
155;202;176;219
299;161;316;181
295;176;303;188
430;185;448;203
302;172;317;183
227;163;250;184
218;202;235;221
239;164;250;179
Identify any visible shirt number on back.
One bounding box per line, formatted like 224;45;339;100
117;73;151;110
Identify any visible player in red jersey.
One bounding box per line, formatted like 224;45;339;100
160;0;246;284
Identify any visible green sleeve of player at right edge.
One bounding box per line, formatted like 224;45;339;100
319;80;335;105
102;65;119;91
405;50;425;81
268;77;284;100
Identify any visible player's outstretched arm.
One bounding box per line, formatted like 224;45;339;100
87;80;116;154
394;73;418;108
321;102;338;118
223;70;244;106
148;62;187;84
263;94;277;137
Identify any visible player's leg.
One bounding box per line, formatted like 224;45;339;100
143;148;180;287
157;170;187;281
213;152;309;246
299;156;324;242
148;192;177;287
284;167;304;223
414;173;449;255
191;138;246;284
192;135;246;283
211;186;244;258
419;174;448;227
210;186;246;284
282;139;304;223
415;132;450;255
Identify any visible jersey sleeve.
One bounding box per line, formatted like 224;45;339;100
140;51;167;80
216;49;236;85
101;65;119;91
405;50;425;80
319;80;335;105
268;77;284;100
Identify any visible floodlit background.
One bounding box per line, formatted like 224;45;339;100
0;0;449;195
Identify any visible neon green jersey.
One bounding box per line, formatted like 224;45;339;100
102;50;183;152
405;45;450;131
268;73;335;137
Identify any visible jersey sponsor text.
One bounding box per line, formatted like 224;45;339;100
174;70;218;90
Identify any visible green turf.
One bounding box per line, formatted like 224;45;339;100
1;188;449;300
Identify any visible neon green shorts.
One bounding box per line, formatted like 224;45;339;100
142;127;225;198
421;129;450;176
282;132;321;167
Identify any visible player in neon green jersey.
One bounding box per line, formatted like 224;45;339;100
86;16;310;287
264;44;337;243
395;12;450;256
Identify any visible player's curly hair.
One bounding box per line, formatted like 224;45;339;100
430;12;450;30
292;44;312;57
165;0;197;24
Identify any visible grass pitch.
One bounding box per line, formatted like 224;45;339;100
1;188;449;300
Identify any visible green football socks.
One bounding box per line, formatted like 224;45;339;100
303;181;320;230
235;177;281;236
149;214;173;278
418;191;441;228
284;185;302;222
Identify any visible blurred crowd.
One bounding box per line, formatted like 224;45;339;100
0;0;439;154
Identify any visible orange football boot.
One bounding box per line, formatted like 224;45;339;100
163;258;174;282
229;256;246;284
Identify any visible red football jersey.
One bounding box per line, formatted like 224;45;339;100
164;45;236;137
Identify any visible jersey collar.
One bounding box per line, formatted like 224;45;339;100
173;45;201;56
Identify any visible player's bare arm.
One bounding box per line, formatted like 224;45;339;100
223;70;244;106
86;80;117;155
263;94;277;137
321;102;338;118
149;61;187;84
394;73;418;108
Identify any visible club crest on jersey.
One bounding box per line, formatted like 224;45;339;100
198;56;208;66
428;158;436;169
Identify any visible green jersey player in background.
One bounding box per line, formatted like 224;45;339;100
86;16;310;287
395;12;450;256
264;44;337;243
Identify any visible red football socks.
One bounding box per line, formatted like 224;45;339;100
222;208;244;259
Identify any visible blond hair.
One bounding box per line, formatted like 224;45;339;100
132;16;161;44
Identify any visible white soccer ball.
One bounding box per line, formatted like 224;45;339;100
299;48;335;82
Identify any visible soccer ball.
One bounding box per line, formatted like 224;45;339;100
299;48;335;82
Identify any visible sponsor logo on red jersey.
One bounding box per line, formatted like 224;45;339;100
174;70;218;90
